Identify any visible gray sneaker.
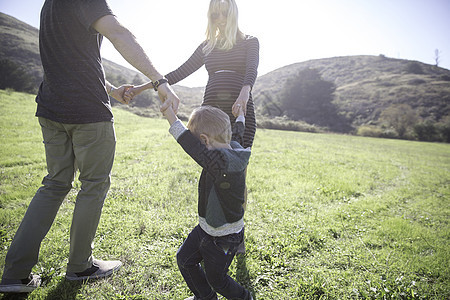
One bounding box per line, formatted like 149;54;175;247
65;259;122;281
0;274;41;293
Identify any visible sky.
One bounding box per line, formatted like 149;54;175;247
1;0;450;87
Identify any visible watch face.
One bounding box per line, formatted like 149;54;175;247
154;79;168;90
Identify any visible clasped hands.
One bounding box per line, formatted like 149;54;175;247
115;82;246;118
113;83;180;114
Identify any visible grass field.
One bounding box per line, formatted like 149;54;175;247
0;90;449;299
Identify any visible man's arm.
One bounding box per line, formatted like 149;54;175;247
92;15;180;112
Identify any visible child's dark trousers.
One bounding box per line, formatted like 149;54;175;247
176;225;251;300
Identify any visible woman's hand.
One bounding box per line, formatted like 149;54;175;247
232;85;251;117
123;82;154;103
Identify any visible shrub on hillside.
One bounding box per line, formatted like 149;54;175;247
380;127;399;139
0;59;36;93
437;116;450;143
380;104;418;138
408;78;426;85
441;75;450;81
257;116;321;133
414;121;439;142
357;125;383;138
405;61;424;74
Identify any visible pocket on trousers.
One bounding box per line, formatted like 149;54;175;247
72;126;98;147
213;232;243;255
39;118;60;145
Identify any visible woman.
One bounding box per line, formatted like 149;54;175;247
127;0;259;149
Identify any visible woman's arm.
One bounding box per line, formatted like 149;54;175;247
243;37;260;88
124;42;206;102
232;37;260;116
165;43;206;85
123;82;153;102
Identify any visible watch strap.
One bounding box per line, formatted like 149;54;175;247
152;78;168;91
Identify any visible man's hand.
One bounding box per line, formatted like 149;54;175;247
123;86;139;103
110;85;133;104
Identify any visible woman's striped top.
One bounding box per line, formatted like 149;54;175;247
165;35;259;148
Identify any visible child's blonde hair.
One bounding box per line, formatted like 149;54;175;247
204;0;244;55
187;106;232;144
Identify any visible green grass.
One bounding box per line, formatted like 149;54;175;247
0;90;449;299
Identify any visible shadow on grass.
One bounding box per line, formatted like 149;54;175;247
44;279;83;300
235;253;255;300
0;280;81;300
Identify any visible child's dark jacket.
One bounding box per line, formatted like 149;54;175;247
169;116;250;236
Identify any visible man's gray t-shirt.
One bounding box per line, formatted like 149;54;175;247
36;0;114;124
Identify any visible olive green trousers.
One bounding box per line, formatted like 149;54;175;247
3;117;116;279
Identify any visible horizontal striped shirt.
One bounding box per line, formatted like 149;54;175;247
166;35;259;148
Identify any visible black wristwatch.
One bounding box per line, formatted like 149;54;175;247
152;78;168;91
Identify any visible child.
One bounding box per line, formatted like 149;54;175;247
161;104;252;300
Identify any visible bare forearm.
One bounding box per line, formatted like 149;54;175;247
109;30;163;81
105;80;115;94
134;82;154;93
93;16;163;82
240;85;251;97
94;15;180;111
232;85;252;116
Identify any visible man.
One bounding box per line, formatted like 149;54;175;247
0;0;179;293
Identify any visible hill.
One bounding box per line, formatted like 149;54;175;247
1;12;449;141
253;56;450;130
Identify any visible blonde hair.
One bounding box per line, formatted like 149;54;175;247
204;0;244;55
187;106;232;144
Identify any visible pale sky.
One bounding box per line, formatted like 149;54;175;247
1;0;450;87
